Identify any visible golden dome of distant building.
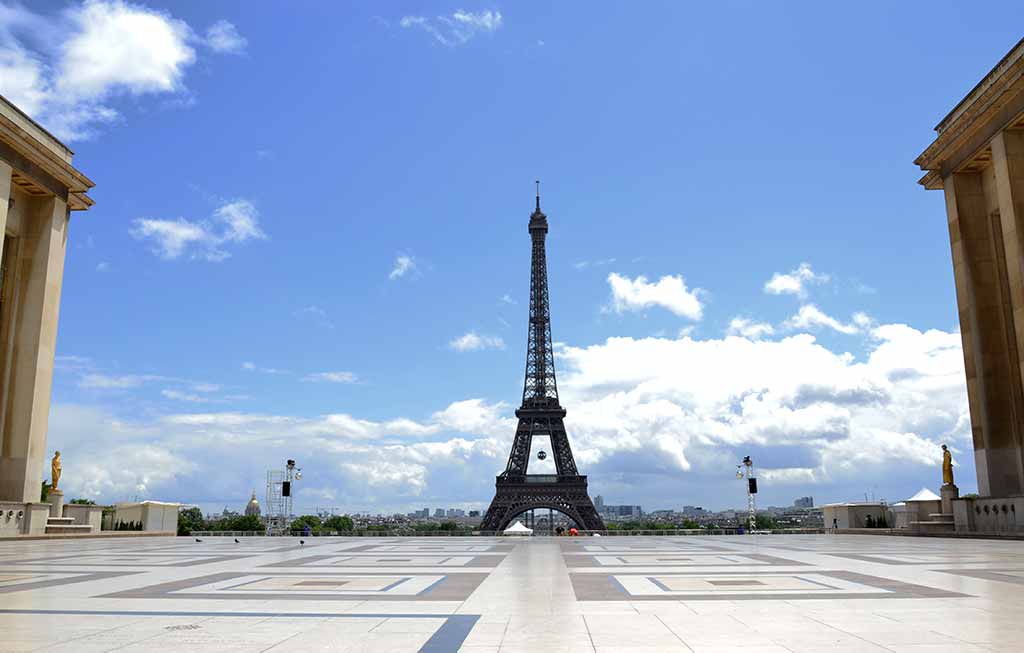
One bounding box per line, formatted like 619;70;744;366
244;490;261;517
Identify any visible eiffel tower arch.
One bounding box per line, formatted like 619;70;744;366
480;185;605;532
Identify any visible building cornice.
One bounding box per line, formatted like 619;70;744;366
915;38;1024;189
0;103;94;211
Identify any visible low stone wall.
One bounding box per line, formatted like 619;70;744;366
64;504;103;530
954;497;1024;534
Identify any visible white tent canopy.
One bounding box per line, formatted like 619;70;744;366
503;521;533;536
906;488;941;502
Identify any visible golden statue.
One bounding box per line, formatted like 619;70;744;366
51;451;61;490
941;444;954;486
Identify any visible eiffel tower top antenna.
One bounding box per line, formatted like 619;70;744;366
535;179;540;211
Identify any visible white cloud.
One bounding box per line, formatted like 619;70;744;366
400;9;502;47
241;361;287;374
96;261;109;271
79;373;149;389
57;0;195;100
161;389;210;403
304;371;358;384
575;258;617;270
607;273;704;320
500;294;516;305
449;331;505;352
130;199;266;261
130;218;207;260
204;19;246;54
0;1;242;141
214;200;264;242
46;318;970;510
764;263;829;298
389;254;417;280
726;317;774;340
784;304;863;335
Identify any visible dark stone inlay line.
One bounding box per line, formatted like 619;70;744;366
0;610;479;653
0;570;138;594
260;553;504;569
0;553;254;567
421;614;479;653
938;568;1024;586
99;571;488;602
562;552;807;568
568;569;970;601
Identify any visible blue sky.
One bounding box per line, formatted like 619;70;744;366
3;1;1021;515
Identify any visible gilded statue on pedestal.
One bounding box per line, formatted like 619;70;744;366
51;451;61;490
941;444;954;486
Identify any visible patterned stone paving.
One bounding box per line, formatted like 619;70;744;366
0;534;1022;651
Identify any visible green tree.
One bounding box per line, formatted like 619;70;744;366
70;498;96;505
324;515;354;531
289;515;321;532
178;506;205;536
754;514;778;530
40;481;52;502
226;514;262;531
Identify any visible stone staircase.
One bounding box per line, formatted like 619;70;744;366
910;512;955;535
45;516;93;535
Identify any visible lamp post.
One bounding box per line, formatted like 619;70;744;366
736;456;757;532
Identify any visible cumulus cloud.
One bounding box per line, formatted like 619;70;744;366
607;273;704;320
204;19;246;54
784;304;868;335
764;262;829;298
726;317;774;340
449;331;505;352
0;1;242;140
49;316;970;511
400;9;502;47
131;199;267;261
389;254;417;280
555;325;967;495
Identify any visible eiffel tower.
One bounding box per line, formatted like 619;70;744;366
480;185;605;532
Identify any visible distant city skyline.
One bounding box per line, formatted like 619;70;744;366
4;2;1022;512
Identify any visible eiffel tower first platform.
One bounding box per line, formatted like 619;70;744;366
479;186;605;532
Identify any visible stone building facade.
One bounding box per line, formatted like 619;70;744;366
0;95;93;534
916;38;1024;532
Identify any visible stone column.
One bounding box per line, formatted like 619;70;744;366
991;130;1024;493
943;168;1024;497
45;487;63;519
0;195;68;503
941;484;960;515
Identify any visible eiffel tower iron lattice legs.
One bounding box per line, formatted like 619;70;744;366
480;473;604;532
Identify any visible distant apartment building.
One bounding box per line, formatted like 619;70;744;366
794;496;814;509
601;504;643;520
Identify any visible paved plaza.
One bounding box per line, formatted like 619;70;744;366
0;534;1022;651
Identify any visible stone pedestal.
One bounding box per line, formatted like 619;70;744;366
46;488;63;519
941;484;959;515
